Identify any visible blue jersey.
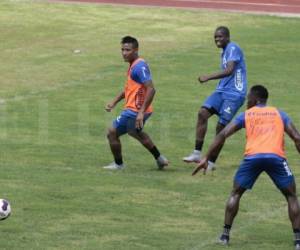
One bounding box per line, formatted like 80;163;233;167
216;42;247;97
130;60;152;84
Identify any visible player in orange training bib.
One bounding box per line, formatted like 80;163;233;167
193;85;300;249
104;36;168;170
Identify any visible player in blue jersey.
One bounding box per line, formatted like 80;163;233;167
104;36;168;170
183;26;247;170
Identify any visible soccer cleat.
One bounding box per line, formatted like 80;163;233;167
218;234;230;246
103;162;125;170
295;241;300;250
182;150;201;163
207;161;216;171
156;155;169;170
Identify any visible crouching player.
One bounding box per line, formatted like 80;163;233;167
193;85;300;249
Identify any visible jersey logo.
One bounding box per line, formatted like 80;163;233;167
224;107;231;114
222;57;227;67
229;46;235;58
235;68;243;91
283;161;292;176
116;115;121;122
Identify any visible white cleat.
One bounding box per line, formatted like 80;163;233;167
103;162;125;170
183;150;201;163
156;155;169;170
207;161;216;171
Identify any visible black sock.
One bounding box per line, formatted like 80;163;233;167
115;158;123;165
223;224;232;236
209;155;218;163
149;146;160;159
195;140;203;151
294;229;300;244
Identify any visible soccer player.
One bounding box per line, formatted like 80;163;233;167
103;36;168;170
192;85;300;250
183;26;247;171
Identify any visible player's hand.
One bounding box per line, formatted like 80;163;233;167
192;158;208;176
135;112;144;130
105;103;115;112
198;75;209;83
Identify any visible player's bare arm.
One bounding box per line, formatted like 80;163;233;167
192;121;241;175
198;61;236;83
135;80;156;130
105;91;125;112
285;122;300;153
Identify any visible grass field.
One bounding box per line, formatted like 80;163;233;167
1;0;300;249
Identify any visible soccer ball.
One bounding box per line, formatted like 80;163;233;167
0;199;11;220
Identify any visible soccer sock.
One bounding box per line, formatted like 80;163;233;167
223;224;232;236
293;228;300;244
149;146;160;159
115;158;123;165
195;140;203;151
209;156;218;163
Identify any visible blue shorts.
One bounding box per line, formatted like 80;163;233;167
202;91;245;125
234;155;295;190
112;109;152;136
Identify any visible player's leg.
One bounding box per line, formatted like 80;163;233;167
103;112;129;170
104;127;124;169
219;158;262;245
281;184;300;250
128;130;168;169
224;184;246;226
196;107;214;149
212;94;245;168
206;122;226;171
219;183;246;245
127;113;168;169
266;157;300;249
126;112;153;150
281;183;300;230
183;108;213;163
183;92;221;163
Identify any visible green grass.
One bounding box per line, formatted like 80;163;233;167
1;0;300;249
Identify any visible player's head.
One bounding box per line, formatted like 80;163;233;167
121;36;139;63
247;85;269;108
214;26;230;48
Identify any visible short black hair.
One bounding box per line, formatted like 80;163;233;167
216;26;230;37
121;36;139;49
250;85;269;101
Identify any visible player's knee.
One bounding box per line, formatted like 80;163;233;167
281;183;297;199
230;185;245;199
129;131;147;143
229;191;241;201
216;123;225;134
107;128;117;140
198;110;209;122
283;190;297;201
226;191;242;209
128;130;139;138
141;136;151;146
